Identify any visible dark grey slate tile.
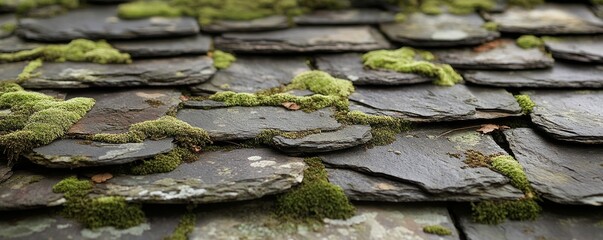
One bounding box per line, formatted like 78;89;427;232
0;14;15;39
111;35;211;58
0;171;65;210
544;36;603;63
0;35;43;53
294;9;395;25
272;125;372;153
201;15;289;33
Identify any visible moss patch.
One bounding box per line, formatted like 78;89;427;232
16;58;42;82
252;129;322;146
165;207;197;240
117;1;181;19
472;199;541;224
1;22;16;33
126;147;198;175
482;21;498;31
509;0;543;8
516;35;544;49
423;225;452;236
211;50;236;70
336;110;411;146
514;94;535;114
286;70;354;98
0;39;131;64
7;0;79;14
490;155;532;195
420;0;495;15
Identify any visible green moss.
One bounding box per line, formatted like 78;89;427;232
211;50;236;70
52;176;93;197
17;58;42;82
117;1;181;19
1;22;16;33
10;0;79;14
482;21;498;31
472;199;541;224
253;129;321;145
298;0;349;9
416;0;494;15
0;39;131;64
516;35;544;49
362;47;462;86
165;208;196;240
423;225;452;236
514;94;535;114
286;71;354;98
490;155;532;195
509;0;543;8
128;147;197;175
209;90;348;112
336;111;411;146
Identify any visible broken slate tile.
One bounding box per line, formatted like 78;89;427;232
214;26;391;53
463;62;603;88
201;15;289;33
505;128;603;205
432;39;554;70
315;53;432;85
0;14;15;39
0;171;65;210
486;3;603;34
321;127;524;199
67;89;182;135
526;90;603;144
543;36;603;63
272;125;372;153
26;138;175;168
190;56;309;94
380;13;499;47
111;35;212;58
176;107;341;141
294;9;395;25
0;36;43;53
350;84;522;122
16;6;200;41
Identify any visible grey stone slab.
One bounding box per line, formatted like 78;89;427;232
544;36;603;63
527;90;603;143
190;56;309;94
505;128;603;205
177;106;341;141
96;148;305;204
214;26;391;53
111;35;211;58
294;9;395;25
272;125;372;153
380;13;499;47
201;15;289;33
16;6;200;41
0;171;65;210
182;100;228;109
316;53;432;85
432;39;554;70
321;128;524;199
487;3;603;34
0;14;15;39
67;89;182;135
464;62;603;88
0;35;43;53
350;84;522;122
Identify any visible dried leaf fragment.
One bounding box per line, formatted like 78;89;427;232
282;102;300;110
91;173;113;183
476;124;510;134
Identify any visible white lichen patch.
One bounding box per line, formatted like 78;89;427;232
135;92;166;99
248;156;262;161
250;160;277;168
98;143;145;160
324;214;367;226
0;216;56;238
80;223;150;239
431;30;468;41
147;185;207;200
446;131;481;147
60;68;98;81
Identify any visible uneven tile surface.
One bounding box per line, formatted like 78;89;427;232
294;9;395;25
543;36;603;63
272;125;372;153
111;35;212;58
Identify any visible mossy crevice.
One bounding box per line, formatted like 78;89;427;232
471;199;541;224
463;150;533;195
16;58;42;82
124;147;198;175
211;50;236;70
516;35;544;49
423;225;452;236
336;110;411;146
514;94;535;114
0;39;131;64
165;206;197;240
252;129;322;146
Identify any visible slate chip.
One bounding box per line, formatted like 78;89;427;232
201;15;289;33
543;36;603;63
111;35;212;58
272;125;372;153
294;9;395;25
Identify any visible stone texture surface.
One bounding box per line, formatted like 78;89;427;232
543;36;603;63
27;139;175;168
433;39;554;69
316;53;432;85
214;26;391;53
321;127;524;199
67;89;182;135
380;13;499;47
16;6;200;41
0;159;11;183
0;171;65;210
527;90;603;143
0;14;15;39
176;107;341;141
190;56;309;94
272;125;372;153
487;3;603;34
464;62;603;88
350;84;522;122
505;128;603;205
294;9;395;25
0;35;43;53
201;15;289;33
111;35;211;58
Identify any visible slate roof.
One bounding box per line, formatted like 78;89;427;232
1;1;603;239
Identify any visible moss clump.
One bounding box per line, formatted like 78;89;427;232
423;225;452;236
490;155;532;194
417;0;494;15
286;70;354;98
276;157;355;220
0;39;131;64
9;0;79;14
1;22;16;33
336;111;411;146
298;0;349;9
52;176;93;197
211;50;236;70
482;21;498;31
516;35;544;49
128;147;197;175
17;58;42;82
362;47;462;86
117;1;181;19
253;129;321;145
472;199;541;224
509;0;543;8
514;94;535;114
165;207;197;240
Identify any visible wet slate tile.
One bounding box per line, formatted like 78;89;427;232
190;56;309;94
315;53;432;85
111;35;211;58
201;15;289;33
214;26;390;53
505;128;603;205
321;127;524;199
26;138;175;168
463;62;603;88
526;90;603;144
350;84;522;122
176;106;341;141
432;39;554;70
0;171;65;210
380;13;499;47
543;36;603;63
0;14;15;39
16;6;200;41
0;35;43;53
0;56;215;88
294;9;395;25
67;89;182;135
272;125;372;153
486;3;603;34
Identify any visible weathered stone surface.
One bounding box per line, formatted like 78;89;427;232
0;36;43;53
321;128;524;199
0;159;10;183
595;4;603;19
505;128;603;205
527;90;603;143
543;36;603;63
486;3;603;34
380;13;499;47
68;89;182;135
95;148;305;204
350;84;522;122
27;138;175;168
214;26;390;53
0;171;64;210
201;15;289;33
0;56;215;88
294;9;395;25
16;6;200;41
272;125;372;153
315;53;432;85
182;100;228;109
0;14;15;39
190;56;309;94
464;62;603;88
177;107;341;141
432;39;554;69
111;35;211;58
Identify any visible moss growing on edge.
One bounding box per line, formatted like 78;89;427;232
0;39;131;64
419;0;495;15
515;94;535;114
298;0;350;9
336;110;411;146
423;225;452;236
286;70;354;98
211;50;236;70
516;35;544;49
16;58;42;82
52;176;93;197
509;0;543;8
11;0;79;14
165;207;197;240
117;0;181;19
482;21;498;31
127;147;198;175
472;199;541;224
490;155;532;195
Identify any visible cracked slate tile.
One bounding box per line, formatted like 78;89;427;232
505;128;603;205
543;35;603;63
0;14;15;39
16;6;200;41
293;9;395;25
201;15;289;33
271;125;372;153
111;35;212;58
214;26;391;53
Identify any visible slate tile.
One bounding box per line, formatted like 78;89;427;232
111;34;212;58
272;125;372;153
201;15;289;33
294;9;396;25
0;14;15;39
543;35;603;63
0;35;43;53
